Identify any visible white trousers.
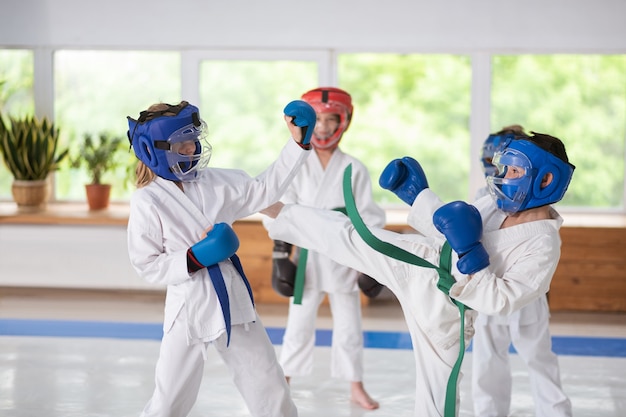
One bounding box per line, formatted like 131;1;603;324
280;289;364;381
140;309;297;417
472;315;572;417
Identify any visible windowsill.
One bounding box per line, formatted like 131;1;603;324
0;202;131;226
1;201;625;228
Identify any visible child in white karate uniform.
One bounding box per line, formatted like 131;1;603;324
262;132;575;417
472;126;573;417
126;99;314;417
265;87;385;409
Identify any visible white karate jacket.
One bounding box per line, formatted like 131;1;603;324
127;140;309;345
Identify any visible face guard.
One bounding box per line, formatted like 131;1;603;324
301;87;353;150
127;101;212;182
163;120;211;181
487;139;575;213
481;133;514;177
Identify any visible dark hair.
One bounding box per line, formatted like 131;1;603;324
526;131;571;165
496;124;527;137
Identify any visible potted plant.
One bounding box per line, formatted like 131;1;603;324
0;114;68;212
69;132;125;210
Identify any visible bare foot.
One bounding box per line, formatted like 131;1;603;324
351;381;380;410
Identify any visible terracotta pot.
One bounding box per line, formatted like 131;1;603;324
85;183;111;211
11;179;50;212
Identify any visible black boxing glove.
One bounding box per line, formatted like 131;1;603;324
272;240;297;297
358;273;384;298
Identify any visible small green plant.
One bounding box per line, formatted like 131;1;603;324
0;114;68;181
70;132;125;184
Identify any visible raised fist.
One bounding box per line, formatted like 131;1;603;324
379;156;429;205
284;100;316;146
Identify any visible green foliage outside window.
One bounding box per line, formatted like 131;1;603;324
339;54;472;204
1;50;624;211
492;55;626;209
0;50;35;198
198;60;318;175
53;50;181;201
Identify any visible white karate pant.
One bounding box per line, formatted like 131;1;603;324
140;309;297;417
280;289;364;381
472;313;572;417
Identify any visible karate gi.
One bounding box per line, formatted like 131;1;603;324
267;189;565;417
128;139;308;417
471;189;572;417
267;149;385;381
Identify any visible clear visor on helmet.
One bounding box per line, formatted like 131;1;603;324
481;156;497;177
165;120;212;181
486;148;533;214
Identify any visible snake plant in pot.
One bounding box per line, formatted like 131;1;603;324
0;114;68;212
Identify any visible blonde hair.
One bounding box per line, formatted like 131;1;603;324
135;161;156;188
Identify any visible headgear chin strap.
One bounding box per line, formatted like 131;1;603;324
487;139;575;213
127;101;212;182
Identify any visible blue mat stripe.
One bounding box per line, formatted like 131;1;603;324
1;319;625;358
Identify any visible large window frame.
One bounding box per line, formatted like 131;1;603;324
1;47;625;214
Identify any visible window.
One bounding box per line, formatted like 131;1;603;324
0;49;35;200
4;48;626;213
492;54;626;210
338;53;472;204
197;59;318;175
53;50;181;201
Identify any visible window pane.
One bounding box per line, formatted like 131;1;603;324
338;53;472;205
0;49;34;200
54;50;180;202
198;60;317;176
492;55;626;209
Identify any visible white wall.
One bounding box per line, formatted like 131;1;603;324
0;224;160;290
1;0;625;52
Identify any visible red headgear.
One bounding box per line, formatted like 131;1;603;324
301;87;353;149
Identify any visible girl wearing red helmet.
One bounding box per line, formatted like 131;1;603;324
264;87;385;410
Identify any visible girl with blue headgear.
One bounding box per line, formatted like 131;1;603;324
126;100;315;417
472;127;573;417
260;132;574;417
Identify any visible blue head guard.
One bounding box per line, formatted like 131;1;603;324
481;133;515;177
127;101;211;182
481;126;528;177
486;138;575;213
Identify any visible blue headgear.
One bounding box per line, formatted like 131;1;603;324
481;133;516;177
127;101;212;182
486;139;575;213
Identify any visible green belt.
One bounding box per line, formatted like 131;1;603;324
293;207;347;305
342;163;468;417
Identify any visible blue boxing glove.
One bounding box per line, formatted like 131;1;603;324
284;100;316;145
379;156;429;205
188;223;240;271
433;201;490;275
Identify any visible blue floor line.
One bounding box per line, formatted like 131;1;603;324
1;318;625;358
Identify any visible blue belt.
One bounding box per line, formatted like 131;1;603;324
206;254;254;346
